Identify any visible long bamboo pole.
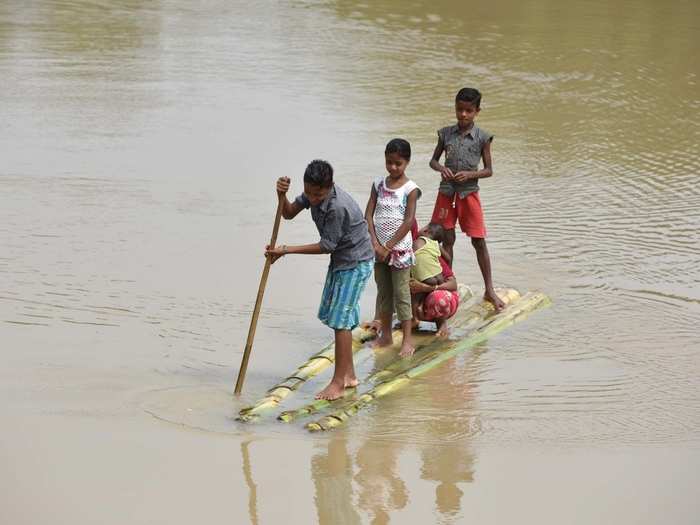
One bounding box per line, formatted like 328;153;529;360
234;194;284;395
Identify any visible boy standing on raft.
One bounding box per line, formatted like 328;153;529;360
429;87;504;311
266;160;374;400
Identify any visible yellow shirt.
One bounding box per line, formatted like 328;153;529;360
411;237;443;282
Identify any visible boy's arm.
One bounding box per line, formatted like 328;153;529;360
282;243;325;255
453;141;494;182
265;242;325;264
385;189;419;250
267;209;337;260
276;177;304;219
429;135;454;180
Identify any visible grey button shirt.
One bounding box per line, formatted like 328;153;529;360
294;184;374;271
437;124;493;197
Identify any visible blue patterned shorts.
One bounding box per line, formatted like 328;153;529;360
318;260;373;330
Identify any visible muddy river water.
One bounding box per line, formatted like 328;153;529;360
1;1;699;523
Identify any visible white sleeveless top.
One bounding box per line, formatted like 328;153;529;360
373;177;421;268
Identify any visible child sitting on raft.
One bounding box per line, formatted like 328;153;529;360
410;223;460;338
410;223;448;317
363;222;460;339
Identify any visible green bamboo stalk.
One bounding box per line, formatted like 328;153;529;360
241;284;474;422
278;286;513;424
237;328;376;422
365;288;521;384
305;292;551;432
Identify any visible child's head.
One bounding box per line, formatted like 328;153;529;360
384;138;411;180
303;159;333;206
455;87;481;128
420;222;445;243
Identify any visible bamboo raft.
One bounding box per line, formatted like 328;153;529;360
305;291;549;432
237;286;550;431
236;284;474;422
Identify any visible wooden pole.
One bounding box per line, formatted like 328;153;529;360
234;194;284;395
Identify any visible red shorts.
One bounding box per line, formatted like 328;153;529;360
430;191;487;238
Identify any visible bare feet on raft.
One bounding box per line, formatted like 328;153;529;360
372;332;394;348
315;376;358;400
399;340;415;358
435;321;450;338
315;379;345;400
484;289;505;312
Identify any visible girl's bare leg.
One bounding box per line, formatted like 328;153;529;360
398;319;415;358
373;312;394;346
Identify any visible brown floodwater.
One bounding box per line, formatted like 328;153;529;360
1;1;699;523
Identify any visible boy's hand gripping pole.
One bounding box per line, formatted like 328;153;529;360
234;194;285;395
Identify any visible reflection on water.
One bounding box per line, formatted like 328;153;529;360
354;439;407;524
2;0;700;523
312;435;362;525
241;440;260;525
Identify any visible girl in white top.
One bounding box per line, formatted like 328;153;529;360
365;138;421;358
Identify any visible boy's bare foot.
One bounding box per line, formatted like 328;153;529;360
484;289;505;312
315;379;347;400
399;341;415;358
344;376;359;388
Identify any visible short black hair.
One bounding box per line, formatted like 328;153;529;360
456;87;481;108
385;138;411;161
303;159;334;188
426;223;445;243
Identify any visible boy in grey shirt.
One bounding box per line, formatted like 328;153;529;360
429;87;505;311
266;160;374;400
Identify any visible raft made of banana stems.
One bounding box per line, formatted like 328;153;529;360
237;284;474;422
277;286;515;423
236;327;375;422
304;291;550;432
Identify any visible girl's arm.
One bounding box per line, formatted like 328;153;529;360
364;185;380;247
436;275;458;292
454;141;493;182
385;188;418;250
413;237;426;251
439;245;452;267
365;184;388;261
